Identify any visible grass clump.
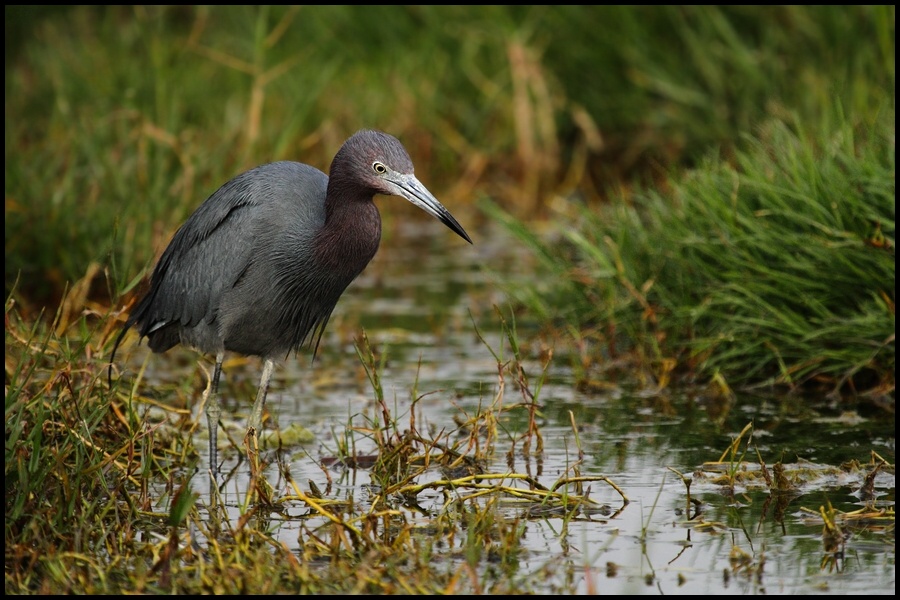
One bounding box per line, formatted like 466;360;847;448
485;109;895;401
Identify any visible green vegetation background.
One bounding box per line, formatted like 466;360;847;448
5;5;895;398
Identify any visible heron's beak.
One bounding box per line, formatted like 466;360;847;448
387;174;473;244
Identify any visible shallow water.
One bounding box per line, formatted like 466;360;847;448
138;218;894;595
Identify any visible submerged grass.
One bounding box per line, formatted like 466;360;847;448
485;108;895;402
669;421;894;585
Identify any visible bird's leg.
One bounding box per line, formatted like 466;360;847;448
246;358;274;454
245;359;274;482
239;358;275;503
206;352;225;481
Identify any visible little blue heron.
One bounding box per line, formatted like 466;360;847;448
109;129;472;478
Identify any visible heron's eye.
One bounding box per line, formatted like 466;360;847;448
372;162;387;174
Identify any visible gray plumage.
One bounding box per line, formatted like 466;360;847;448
109;129;471;478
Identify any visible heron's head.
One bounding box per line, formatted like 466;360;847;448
331;130;472;244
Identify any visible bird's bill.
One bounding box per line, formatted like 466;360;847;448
388;174;473;244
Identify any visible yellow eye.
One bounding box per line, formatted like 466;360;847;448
373;162;387;174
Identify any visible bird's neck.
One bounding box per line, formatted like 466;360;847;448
317;181;382;275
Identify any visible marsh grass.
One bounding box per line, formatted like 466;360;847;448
6;6;893;399
485;109;895;401
6;6;895;307
5;287;895;593
6;297;623;593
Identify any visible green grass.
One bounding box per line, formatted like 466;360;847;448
5;6;894;307
484;107;895;399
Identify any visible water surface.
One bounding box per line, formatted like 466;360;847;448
140;219;895;594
